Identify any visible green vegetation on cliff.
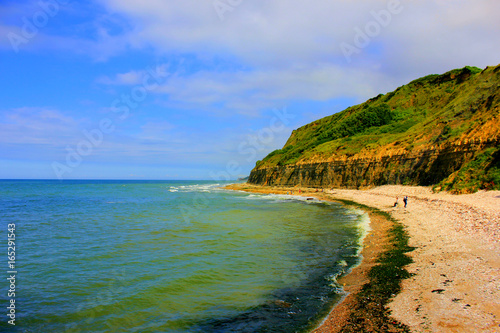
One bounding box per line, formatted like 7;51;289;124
252;65;500;192
436;147;500;193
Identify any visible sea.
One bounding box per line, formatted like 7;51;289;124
0;180;370;333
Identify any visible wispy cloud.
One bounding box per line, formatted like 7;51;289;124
0;107;80;146
5;1;499;100
149;65;390;117
91;0;500;117
96;64;171;85
97;70;144;85
99;0;500;69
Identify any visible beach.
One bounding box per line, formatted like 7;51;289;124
226;184;500;332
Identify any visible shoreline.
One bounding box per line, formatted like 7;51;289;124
312;204;404;333
225;183;500;332
224;183;410;332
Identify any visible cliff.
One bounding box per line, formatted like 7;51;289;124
249;65;500;193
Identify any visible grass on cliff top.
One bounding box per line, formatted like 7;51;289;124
333;200;414;333
256;65;498;169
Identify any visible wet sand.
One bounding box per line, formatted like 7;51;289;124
225;184;500;332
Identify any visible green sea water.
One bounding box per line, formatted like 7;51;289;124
0;180;369;332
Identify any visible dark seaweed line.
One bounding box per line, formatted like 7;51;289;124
332;199;414;333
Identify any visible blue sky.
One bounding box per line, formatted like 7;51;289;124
1;0;499;180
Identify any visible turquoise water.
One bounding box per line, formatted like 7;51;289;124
0;180;369;332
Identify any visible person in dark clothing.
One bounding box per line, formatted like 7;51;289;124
403;196;408;208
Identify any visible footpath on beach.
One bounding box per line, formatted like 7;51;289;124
227;184;500;333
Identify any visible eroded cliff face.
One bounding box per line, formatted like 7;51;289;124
248;65;500;192
248;139;499;189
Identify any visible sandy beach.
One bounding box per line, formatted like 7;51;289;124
226;184;500;332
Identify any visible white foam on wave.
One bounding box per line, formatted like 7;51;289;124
324;213;371;295
242;193;330;205
354;210;372;249
169;183;223;193
326;270;347;294
344;209;372;272
337;260;348;267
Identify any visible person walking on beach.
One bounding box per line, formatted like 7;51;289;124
403;196;408;208
394;197;399;207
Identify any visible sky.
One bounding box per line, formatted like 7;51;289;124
1;0;499;180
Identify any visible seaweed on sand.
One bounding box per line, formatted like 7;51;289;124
335;200;414;333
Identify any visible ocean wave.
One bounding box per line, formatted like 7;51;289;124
241;193;337;206
326;270;346;294
168;183;222;193
344;210;372;267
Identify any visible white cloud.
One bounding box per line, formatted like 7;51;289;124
147;64;391;117
91;0;500;114
5;0;499;109
0;107;80;146
0;0;131;59
98;0;500;67
97;70;143;85
100;0;357;66
377;1;500;79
